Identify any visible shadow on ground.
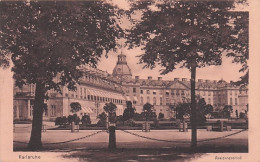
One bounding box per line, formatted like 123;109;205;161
60;145;248;162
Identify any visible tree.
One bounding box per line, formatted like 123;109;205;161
0;1;123;150
123;101;136;121
223;105;233;118
97;112;107;127
235;109;239;119
176;103;191;121
198;98;213;118
226;11;249;85
142;103;155;121
127;0;245;148
81;114;91;126
70;102;81;113
103;102;117;123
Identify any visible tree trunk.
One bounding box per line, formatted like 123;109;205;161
190;64;197;148
28;82;45;150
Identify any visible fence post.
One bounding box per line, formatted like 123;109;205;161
108;123;116;150
220;121;224;132
183;121;187;132
71;121;75;133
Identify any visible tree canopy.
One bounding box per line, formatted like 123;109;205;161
0;1;123;150
70;102;81;113
123;101;136;121
127;1;240;73
126;0;247;148
0;1;123;91
103;102;117;122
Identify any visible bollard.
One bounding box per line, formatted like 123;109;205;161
183;121;187;132
71;121;75;133
220;121;224;132
145;121;150;132
108;124;116;150
179;122;183;132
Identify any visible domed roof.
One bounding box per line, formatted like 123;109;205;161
112;53;132;80
112;64;132;76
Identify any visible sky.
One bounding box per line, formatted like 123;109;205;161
97;46;245;82
96;0;248;82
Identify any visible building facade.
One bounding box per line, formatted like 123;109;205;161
13;52;248;121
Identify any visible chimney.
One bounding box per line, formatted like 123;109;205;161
135;76;139;80
148;76;152;80
182;78;187;82
158;77;162;81
174;78;179;81
198;79;203;83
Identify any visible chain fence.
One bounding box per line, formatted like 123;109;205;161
14;130;106;145
120;128;248;144
13;123;248;148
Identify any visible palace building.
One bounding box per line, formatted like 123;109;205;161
13;51;248;121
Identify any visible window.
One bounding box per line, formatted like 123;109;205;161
147;96;150;103
208;92;211;96
153;91;156;95
181;90;185;96
84;88;86;99
141;97;143;104
235;98;238;105
171;90;175;95
133;101;137;104
19;105;23;117
159;90;162;95
166;91;169;96
208;98;211;105
230;98;233;105
160;97;163;105
230;91;232;95
166;98;170;105
80;88;83;98
147;90;150;94
203;91;206;96
153;97;156;105
133;88;136;93
51;105;56;117
30;105;33;117
176;90;179;96
140;90;143;94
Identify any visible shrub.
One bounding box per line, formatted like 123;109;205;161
97;112;107;127
124;119;135;127
68;114;80;125
239;112;246;119
158;112;164;120
55;117;62;126
81;115;91;126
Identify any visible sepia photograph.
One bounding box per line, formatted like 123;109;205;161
0;0;259;161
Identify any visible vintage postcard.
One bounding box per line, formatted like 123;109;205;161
0;0;259;161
